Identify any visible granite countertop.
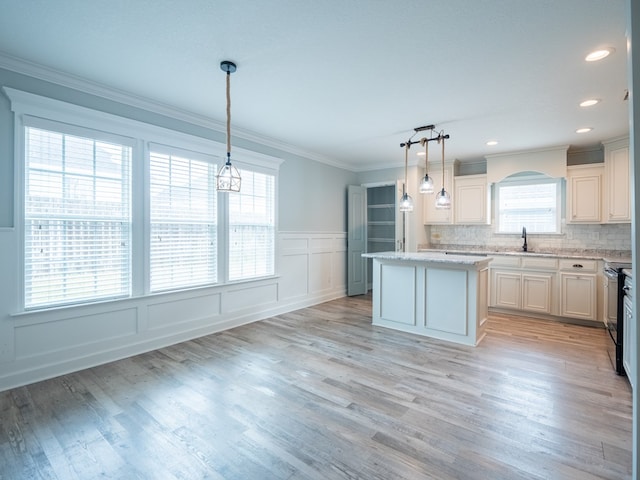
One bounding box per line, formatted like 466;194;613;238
418;247;631;263
362;251;491;266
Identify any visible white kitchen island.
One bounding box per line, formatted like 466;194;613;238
362;251;492;346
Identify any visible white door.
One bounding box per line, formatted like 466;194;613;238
347;185;367;296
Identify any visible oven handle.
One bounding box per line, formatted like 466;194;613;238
604;268;619;279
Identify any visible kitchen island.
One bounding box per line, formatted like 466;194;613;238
362;251;492;346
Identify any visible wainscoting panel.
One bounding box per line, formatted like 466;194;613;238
147;292;222;331
14;307;138;360
225;282;278;313
0;231;347;392
278;232;346;301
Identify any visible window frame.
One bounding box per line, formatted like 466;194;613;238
494;173;562;234
6;88;282;312
22;122;135;309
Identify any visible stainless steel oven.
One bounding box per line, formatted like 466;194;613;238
604;259;632;375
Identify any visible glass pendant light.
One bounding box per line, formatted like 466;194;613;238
435;134;451;209
399;143;414;212
216;60;241;192
419;137;434;194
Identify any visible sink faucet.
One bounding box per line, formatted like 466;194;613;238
522;226;527;252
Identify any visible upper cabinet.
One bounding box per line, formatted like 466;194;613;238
454;174;490;224
566;164;603;223
603;137;630;223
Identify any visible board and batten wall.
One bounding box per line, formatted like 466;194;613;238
0;64;353;391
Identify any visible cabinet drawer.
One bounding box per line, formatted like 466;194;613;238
558;259;598;272
521;257;558;270
490;256;521;267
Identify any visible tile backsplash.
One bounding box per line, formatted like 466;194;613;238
426;223;631;256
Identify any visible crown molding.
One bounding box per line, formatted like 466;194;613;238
0;51;353;172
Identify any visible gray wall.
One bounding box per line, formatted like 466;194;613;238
0;67;355;233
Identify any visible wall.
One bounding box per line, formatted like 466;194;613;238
0;65;351;391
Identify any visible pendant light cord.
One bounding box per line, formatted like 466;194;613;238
440;133;445;190
226;70;231;159
404;143;409;193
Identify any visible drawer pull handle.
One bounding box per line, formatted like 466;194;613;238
572;264;583;268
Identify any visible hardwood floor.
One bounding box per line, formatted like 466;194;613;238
0;295;632;479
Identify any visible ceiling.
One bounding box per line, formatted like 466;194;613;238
0;0;629;172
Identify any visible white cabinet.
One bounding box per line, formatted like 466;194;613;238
423;162;454;225
522;274;554;314
558;259;598;321
492;271;521;309
454;174;490;224
603;137;630;223
566;164;603;223
490;256;556;315
490;255;602;322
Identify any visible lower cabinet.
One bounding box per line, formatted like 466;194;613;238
559;273;597;320
490;256;601;322
492;270;553;314
558;259;599;321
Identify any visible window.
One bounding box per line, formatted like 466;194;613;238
9;88;280;311
495;175;561;234
228;169;275;281
24;126;132;308
149;148;217;292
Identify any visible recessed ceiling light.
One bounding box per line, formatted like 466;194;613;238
486;140;498;146
585;48;614;62
580;99;600;107
576;127;593;134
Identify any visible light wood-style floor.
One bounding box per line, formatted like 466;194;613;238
0;295;633;479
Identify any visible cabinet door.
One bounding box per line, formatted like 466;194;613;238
522;273;553;314
560;273;596;320
492;271;521;309
567;172;601;223
606;144;630;223
423;165;453;225
454;175;489;224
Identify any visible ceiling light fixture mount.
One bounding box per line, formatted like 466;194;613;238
216;60;241;192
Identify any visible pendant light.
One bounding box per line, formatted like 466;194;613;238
399;143;414;212
435;133;451;209
216;60;241;192
419;137;434;194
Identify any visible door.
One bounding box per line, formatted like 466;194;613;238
347;185;367;296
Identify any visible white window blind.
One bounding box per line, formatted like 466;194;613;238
149;150;217;291
24;126;132;309
228;169;275;281
496;177;560;233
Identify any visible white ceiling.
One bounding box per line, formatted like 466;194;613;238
0;0;629;171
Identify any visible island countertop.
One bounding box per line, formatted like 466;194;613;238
362;251;492;267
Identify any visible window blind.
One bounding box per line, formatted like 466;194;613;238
228;169;275;281
497;180;559;233
149;150;217;291
24;127;132;308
